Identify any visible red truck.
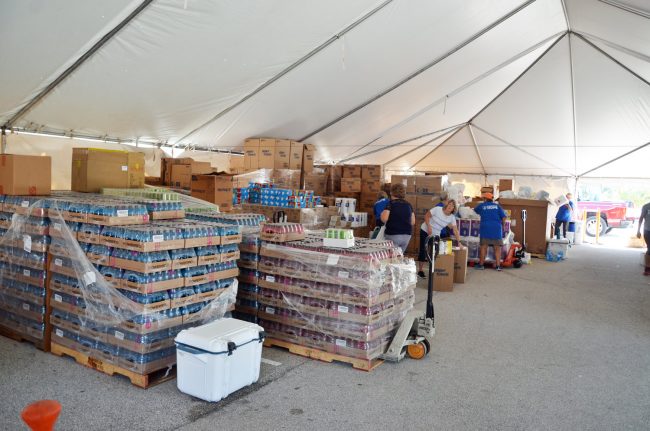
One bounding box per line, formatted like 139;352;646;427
575;200;636;237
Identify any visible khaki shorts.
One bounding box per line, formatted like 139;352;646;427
480;237;503;246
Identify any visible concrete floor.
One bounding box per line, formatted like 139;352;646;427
1;244;649;430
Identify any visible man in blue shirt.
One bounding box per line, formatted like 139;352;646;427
473;192;507;271
554;193;574;239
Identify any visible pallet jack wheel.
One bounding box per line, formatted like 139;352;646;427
406;340;429;359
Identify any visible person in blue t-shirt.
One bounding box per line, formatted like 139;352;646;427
373;191;389;227
554;193;574;239
473;192;507;271
370;191;390;239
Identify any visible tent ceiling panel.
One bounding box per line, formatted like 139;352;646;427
411;127;486;173
16;0;380;141
580;143;650;178
344;134;448;168
0;0;139;124
174;0;550;154
576;144;648;177
587;37;650;84
468;127;570;176
473;35;574;156
566;0;650;58
308;0;566;154
572;35;650;159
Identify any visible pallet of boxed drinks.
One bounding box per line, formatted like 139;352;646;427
0;192;240;388
256;237;416;370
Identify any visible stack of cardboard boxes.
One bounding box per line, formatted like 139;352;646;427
160;157;213;191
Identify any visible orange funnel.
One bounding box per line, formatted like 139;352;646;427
21;400;61;431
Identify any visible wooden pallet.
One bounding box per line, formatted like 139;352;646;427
0;324;47;351
264;338;383;372
50;342;176;389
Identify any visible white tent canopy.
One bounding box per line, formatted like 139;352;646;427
2;0;649;179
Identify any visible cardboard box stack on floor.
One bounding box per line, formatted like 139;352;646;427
190;174;234;211
159;157;213;191
257;237;416;363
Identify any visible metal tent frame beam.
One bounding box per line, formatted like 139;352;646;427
382;124;465;166
578;141;650;177
3;0;154;129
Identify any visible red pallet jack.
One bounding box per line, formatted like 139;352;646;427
381;235;438;361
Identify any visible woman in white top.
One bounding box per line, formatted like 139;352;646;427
417;199;464;278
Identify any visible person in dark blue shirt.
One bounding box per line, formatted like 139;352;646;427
473;192;507;271
380;183;415;253
554;193;574;239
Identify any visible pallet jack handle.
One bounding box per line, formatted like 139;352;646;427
425;235;440;320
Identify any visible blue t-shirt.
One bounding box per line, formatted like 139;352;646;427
555;201;574;222
385;199;413;235
474;201;507;239
373;198;389;227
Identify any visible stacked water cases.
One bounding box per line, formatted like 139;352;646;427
186;211;267;324
0;193;240;386
0;196;51;349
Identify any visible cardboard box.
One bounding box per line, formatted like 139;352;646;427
274;139;291;169
171;164;192;190
361;179;382;194
303;173;327;195
191;174;234;211
433;253;455;292
498;179;513;192
271;169;301;189
71;148;144;193
342;165;362;178
259;139;276;169
362;165;382;179
415;176;442;194
453;248;468;283
0;154;51;196
341;178;361;193
244;138;260;170
290;141;303;170
302;144;316;173
391;175;416;194
191;161;213;175
481;185;495;194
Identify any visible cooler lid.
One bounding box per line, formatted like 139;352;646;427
175;318;264;353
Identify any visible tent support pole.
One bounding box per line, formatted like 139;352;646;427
382;125;464;167
578;141;650;177
2;0;154;129
567;34;579;177
1;127;6;154
468;124;486;175
299;0;538;142
596;0;650;20
337;123;465;164
171;0;395;148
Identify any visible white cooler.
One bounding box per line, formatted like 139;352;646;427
175;318;265;402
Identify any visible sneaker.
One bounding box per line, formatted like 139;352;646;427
475;264;485;270
496;266;503;272
417;270;425;279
